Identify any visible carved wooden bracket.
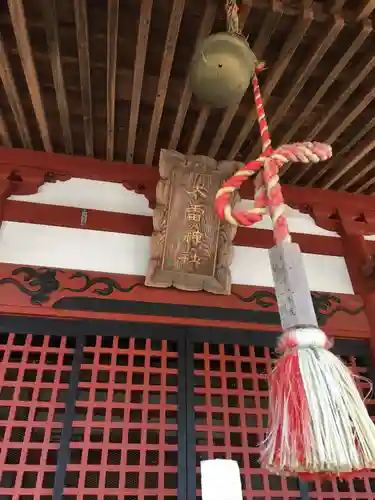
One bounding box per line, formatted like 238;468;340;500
0;166;72;226
299;203;375;236
122;181;157;209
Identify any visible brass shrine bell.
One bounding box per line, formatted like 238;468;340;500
189;32;256;108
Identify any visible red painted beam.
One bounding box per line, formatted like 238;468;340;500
3;200;344;256
1;147;375;212
0;146;158;186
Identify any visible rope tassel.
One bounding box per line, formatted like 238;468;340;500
215;63;375;477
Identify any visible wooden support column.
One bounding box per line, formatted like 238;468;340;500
338;210;375;362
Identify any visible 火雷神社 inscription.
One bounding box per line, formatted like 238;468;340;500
145;150;240;294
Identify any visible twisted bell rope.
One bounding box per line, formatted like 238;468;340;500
214;63;332;244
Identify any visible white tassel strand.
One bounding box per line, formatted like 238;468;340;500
261;327;375;476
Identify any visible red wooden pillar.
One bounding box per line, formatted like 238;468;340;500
338;210;375;361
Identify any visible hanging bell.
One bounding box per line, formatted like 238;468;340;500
189;32;256;108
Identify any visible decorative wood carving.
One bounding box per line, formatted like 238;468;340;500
0;264;365;334
145;150;239;294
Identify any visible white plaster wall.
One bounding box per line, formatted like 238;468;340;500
10;178;153;216
0;222;354;294
11;178;338;237
6;178;355;293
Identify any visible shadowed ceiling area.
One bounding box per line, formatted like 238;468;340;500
1;0;375;194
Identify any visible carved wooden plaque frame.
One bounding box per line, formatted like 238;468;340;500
145;149;239;295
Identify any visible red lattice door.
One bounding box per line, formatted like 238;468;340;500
0;317;375;500
0;318;186;500
0;331;76;499
186;328;375;500
64;335;180;499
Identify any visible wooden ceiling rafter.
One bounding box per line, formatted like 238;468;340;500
297;114;375;190
168;0;217;151
42;0;73;155
331;0;347;14
307;82;375;188
356;168;375;194
0;112;11;148
226;8;313;161
73;0;93;156
7;0;52;152
288;27;372;185
0;34;32;148
278;20;371;163
248;14;344;165
187;104;210;154
207;2;284;159
106;0;119;162
145;0;185;165
294;55;375;187
356;0;375;21
321;128;375;191
338;158;375;192
126;0;153;163
306;56;375;143
1;0;375;195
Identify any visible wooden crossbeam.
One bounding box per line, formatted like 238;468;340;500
248;16;344;165
145;0;185;164
126;0;153;162
226;9;313;161
8;0;52;151
42;0;73;155
106;0;119;161
279;21;371;155
168;1;217;151
208;3;283;158
73;0;93;156
3;145;375;210
0;34;31;148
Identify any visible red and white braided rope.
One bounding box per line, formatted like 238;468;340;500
215;65;332;245
225;0;240;34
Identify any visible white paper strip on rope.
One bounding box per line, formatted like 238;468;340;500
201;459;242;500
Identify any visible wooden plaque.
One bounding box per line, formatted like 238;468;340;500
145;150;239;294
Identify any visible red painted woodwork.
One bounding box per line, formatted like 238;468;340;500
0;332;76;498
64;336;179;498
3;147;375;230
3;200;344;256
193;341;375;499
0;263;368;339
338;227;375;365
